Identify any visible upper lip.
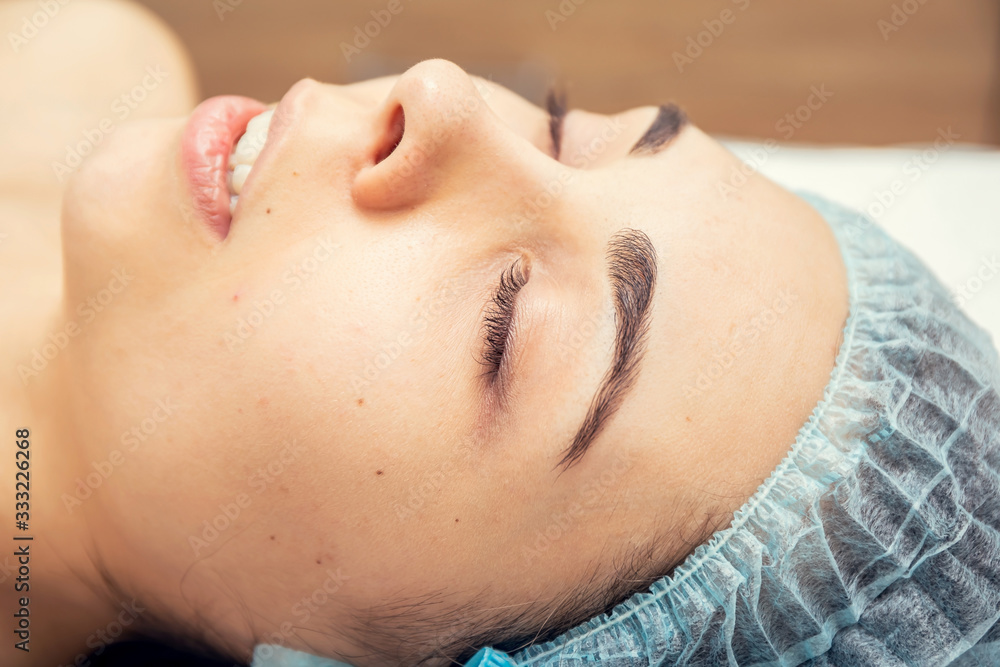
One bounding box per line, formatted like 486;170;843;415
181;95;265;240
179;82;308;242
231;79;314;223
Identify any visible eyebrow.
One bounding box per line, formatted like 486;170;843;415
557;229;657;470
630;104;688;155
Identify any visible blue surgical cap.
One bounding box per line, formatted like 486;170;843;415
252;193;1000;666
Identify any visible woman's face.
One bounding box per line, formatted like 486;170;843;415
60;59;835;653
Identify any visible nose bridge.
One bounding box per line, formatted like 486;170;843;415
296;79;373;154
396;60;495;145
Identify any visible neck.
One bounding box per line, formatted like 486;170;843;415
0;202;125;666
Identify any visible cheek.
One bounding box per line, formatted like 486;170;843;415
66;250;425;545
65;221;494;603
163;445;479;631
69;301;373;598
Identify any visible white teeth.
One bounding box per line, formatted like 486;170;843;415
230;164;251;195
227;108;275;210
229;109;274;168
245;110;272;135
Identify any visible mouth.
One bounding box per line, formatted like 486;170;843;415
180;95;269;240
227;106;280;220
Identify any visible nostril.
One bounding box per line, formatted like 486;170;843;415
376;105;405;164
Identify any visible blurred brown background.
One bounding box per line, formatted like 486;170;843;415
136;0;1000;145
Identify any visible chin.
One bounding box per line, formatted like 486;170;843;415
60;119;184;286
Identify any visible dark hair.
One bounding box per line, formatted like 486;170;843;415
83;507;729;666
339;509;729;666
80;555;238;664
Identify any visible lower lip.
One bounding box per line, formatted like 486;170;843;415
181;95;267;240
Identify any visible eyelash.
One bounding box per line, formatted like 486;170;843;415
479;258;530;387
546;87;568;160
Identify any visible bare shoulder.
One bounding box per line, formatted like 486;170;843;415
0;0;199;197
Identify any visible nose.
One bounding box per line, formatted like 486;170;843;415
351;59;553;211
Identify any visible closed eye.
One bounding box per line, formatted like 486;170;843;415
478;257;530;394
